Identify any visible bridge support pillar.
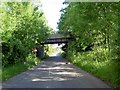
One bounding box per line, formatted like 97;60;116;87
39;45;44;59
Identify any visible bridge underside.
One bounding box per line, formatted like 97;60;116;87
41;41;68;45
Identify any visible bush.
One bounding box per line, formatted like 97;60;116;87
2;53;40;81
1;2;50;67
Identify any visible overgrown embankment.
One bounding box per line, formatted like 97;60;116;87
64;45;120;88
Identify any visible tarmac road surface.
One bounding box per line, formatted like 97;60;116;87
2;56;112;89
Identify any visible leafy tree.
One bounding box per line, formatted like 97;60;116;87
58;2;119;61
1;2;50;67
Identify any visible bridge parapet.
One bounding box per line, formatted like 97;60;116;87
41;37;72;45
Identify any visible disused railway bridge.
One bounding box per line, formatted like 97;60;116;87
36;33;73;58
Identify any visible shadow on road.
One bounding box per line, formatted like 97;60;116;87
3;56;111;88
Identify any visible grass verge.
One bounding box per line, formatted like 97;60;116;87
73;59;120;89
2;53;40;81
64;46;120;89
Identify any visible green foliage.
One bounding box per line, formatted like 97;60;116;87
46;45;57;56
58;2;120;89
26;53;40;67
1;2;50;67
2;53;40;81
67;46;119;88
59;2;119;48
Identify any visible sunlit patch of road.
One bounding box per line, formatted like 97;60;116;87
3;56;111;88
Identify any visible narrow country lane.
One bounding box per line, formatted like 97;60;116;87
3;56;112;88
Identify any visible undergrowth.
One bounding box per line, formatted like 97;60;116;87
65;45;120;89
2;53;40;81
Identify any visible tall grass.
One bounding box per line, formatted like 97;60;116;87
66;45;120;89
2;53;40;81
